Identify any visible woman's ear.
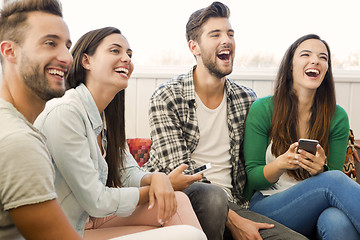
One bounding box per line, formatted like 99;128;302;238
81;53;91;70
0;40;17;64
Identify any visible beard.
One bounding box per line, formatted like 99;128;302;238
201;50;233;79
20;55;65;101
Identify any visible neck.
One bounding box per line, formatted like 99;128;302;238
86;81;118;114
193;64;226;109
0;74;46;124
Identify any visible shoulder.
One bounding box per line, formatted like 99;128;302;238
151;74;188;100
227;80;257;100
249;96;273;112
35;89;86;128
329;105;349;132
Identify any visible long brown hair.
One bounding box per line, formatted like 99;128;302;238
270;34;336;180
67;27;126;187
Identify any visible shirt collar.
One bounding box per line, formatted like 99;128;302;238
75;83;103;136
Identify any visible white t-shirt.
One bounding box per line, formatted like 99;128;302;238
191;91;233;196
0;99;56;240
260;142;300;196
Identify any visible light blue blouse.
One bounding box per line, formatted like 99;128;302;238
35;83;147;235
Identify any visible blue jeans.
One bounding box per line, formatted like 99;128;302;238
184;182;307;240
249;170;360;240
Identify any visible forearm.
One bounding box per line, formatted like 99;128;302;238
138;186;150;205
263;156;287;183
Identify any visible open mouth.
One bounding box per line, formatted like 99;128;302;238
47;68;65;78
115;67;129;77
305;69;320;78
217;50;231;61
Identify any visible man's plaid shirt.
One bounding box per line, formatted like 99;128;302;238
142;66;257;207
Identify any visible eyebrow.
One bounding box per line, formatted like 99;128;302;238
110;43;133;53
41;34;72;46
299;49;328;57
207;29;235;35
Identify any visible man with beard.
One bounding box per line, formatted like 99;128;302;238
143;2;307;240
0;0;81;239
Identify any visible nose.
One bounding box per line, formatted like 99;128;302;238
311;55;320;65
121;53;131;64
57;47;73;67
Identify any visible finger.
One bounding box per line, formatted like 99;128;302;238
257;222;275;230
148;190;155;210
289;142;299;152
156;194;165;225
171;164;188;174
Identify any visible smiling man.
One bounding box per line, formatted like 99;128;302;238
0;0;81;239
143;2;307;240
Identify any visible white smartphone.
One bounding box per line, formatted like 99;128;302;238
186;163;212;175
298;138;319;155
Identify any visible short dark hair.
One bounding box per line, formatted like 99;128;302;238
186;1;230;42
0;0;63;59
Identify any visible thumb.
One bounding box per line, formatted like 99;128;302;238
174;164;188;173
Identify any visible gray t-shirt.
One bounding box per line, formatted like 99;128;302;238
0;99;57;239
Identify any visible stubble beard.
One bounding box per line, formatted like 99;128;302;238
202;53;233;79
21;55;65;101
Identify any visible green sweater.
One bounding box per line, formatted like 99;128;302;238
243;96;350;200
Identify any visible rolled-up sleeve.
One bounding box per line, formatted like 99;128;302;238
121;150;149;187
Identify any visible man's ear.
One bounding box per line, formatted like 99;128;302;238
188;40;200;57
0;41;17;64
81;53;91;70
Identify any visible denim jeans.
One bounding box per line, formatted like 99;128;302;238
249;170;360;240
184;182;307;240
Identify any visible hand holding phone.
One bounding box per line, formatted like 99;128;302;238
185;163;212;175
297;138;319;155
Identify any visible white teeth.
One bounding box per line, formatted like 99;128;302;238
218;50;230;55
115;67;129;75
305;69;319;74
47;69;65;77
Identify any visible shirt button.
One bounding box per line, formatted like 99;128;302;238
196;135;200;140
194;103;197;107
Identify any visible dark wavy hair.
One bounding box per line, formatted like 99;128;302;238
0;0;62;63
186;1;230;43
270;34;336;180
67;27;126;187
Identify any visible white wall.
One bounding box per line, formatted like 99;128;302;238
125;67;360;139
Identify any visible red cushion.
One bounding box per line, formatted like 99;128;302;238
127;138;151;167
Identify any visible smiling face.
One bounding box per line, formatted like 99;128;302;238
84;33;133;92
194;17;235;78
19;11;73;101
292;39;329;93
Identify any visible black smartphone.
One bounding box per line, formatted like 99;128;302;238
298;138;319;155
185;163;212;175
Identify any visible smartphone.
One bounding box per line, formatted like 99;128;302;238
297;138;319;155
185;163;212;175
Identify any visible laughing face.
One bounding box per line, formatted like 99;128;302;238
292;39;329;92
197;17;235;78
19;11;73;101
84;33;134;92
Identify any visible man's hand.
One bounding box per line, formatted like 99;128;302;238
168;164;202;191
226;209;274;240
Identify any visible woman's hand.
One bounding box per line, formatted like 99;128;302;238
168;164;202;191
148;172;177;225
264;143;301;183
296;143;327;176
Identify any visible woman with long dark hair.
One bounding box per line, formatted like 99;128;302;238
35;27;205;240
244;34;360;239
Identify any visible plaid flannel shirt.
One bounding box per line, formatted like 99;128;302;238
142;66;257;207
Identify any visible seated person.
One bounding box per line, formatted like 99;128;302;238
244;34;360;239
35;26;205;240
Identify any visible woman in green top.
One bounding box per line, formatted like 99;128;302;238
244;34;360;239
